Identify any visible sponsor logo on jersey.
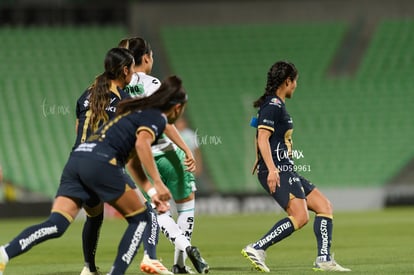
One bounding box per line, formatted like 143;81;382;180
269;97;282;107
151;124;159;136
262;119;274;126
125;84;145;97
74;142;97;152
288;176;300;185
83;99;89;108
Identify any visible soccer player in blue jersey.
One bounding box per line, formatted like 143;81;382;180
74;45;171;275
74;47;134;275
0;74;187;275
119;37;209;274
241;61;351;272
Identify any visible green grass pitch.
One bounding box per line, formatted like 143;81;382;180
1;207;413;274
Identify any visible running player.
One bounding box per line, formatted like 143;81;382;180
119;37;209;274
241;61;351;272
0;75;187;275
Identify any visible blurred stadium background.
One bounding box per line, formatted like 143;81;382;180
0;0;413;216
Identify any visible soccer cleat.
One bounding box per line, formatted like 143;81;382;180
171;264;196;274
80;266;102;275
140;254;173;274
313;254;351;272
0;247;8;275
241;244;270;273
186;246;209;274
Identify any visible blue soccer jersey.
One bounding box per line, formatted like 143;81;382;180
257;95;294;168
73;87;130;150
73;108;167;166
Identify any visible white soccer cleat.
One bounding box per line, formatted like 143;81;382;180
241;244;270;273
0;262;5;275
140;254;173;274
0;246;8;275
80;266;101;275
313;254;351;272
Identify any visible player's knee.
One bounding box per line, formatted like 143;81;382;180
84;202;104;217
125;207;151;224
326;199;333;215
294;211;310;229
317;198;333;216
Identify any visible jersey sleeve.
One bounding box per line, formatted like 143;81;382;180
257;102;282;132
136;110;167;144
143;76;161;96
75;90;89;119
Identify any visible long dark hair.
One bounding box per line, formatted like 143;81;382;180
118;37;151;66
253;61;298;108
116;75;187;115
88;47;134;131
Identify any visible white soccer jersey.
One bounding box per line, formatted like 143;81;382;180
125;72;176;156
125;72;161;98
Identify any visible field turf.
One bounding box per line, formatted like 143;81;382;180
0;207;413;274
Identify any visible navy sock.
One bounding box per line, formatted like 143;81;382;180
142;201;159;259
4;212;71;259
253;217;295;250
109;209;149;275
82;212;103;272
314;215;333;261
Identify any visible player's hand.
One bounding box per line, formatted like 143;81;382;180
267;170;280;194
183;151;196;172
153;179;172;201
155;199;170;214
148;189;171;214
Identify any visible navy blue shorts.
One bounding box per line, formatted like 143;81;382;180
57;155;135;205
258;170;316;210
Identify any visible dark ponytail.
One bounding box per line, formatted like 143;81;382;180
253;61;298;108
116;75;187;115
88;47;134;132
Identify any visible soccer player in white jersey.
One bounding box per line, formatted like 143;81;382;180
119;37;209;274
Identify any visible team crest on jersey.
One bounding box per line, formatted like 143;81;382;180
269;97;282;107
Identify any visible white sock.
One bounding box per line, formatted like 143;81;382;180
174;248;185;268
175;199;195;267
158;211;191;265
176;199;195;241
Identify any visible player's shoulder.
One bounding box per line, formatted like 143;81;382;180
140;73;161;93
77;89;90;102
139;108;163;118
262;96;284;109
76;89;91;109
136;108;166;134
138;72;161;85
